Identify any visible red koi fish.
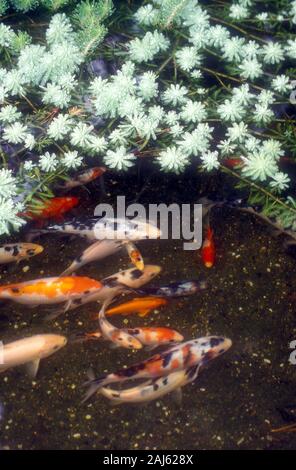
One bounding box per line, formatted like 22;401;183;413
22;197;79;225
201;226;215;268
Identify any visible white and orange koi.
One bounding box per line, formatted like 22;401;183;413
78;325;183;350
0;276;103;311
98;301;143;350
48;265;162;319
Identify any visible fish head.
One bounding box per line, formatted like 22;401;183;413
193;336;232;364
40;334;68;358
112;265;162;289
92;167;106;179
25;243;44;257
64;197;79;210
130;250;144;270
132;220;161;240
116;332;143;350
173;331;185;342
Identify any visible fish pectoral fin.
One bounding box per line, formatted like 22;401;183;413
109;343;120;350
137;308;151;317
171;387;183;406
59;265;75;277
25;359;41;378
43;300;72;322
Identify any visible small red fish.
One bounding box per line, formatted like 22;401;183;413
201;226;215;268
222;157;244;168
23;197;79;225
58;167;106;191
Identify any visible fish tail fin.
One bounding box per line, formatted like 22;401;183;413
69;331;101;344
81;373;110;403
198;280;208;290
25;230;44;242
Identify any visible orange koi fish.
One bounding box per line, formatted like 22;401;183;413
82;336;232;402
105;297;168;318
201;226;215;268
23;197;79;224
0;276;103;309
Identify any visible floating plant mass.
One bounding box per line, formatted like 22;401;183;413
0;0;296;235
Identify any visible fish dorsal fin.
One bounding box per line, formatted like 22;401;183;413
25;358;40;378
172;387;183;406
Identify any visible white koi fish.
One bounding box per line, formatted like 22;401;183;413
0;243;43;264
0;334;67;377
28;217;161;243
99;365;200;405
60;240;124;276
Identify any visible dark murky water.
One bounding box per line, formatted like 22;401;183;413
0;172;296;450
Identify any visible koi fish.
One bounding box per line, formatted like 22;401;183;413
60;240;144;277
99;365;200;405
124;326;184;349
125;242;144;271
57;167;106;191
98;301;143;350
46;265;162;319
105;296;168;318
0;243;43;264
0;276;103;310
201;227;215;268
136;280;207;298
222;157;244;168
82;336;232;402
28;217;161;242
0;334;67;377
80;326;183;350
23;197;79;224
60;240;124;276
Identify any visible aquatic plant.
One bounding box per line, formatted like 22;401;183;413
0;0;76;15
0;0;296;235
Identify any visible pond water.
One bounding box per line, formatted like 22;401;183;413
0;171;296;450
